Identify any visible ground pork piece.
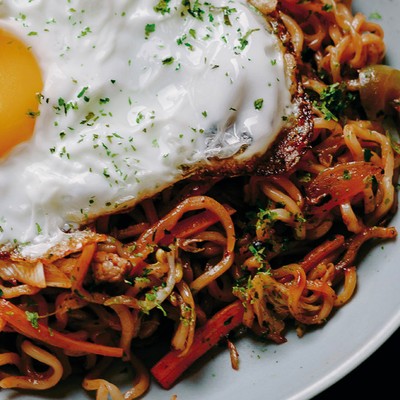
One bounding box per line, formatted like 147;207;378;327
92;251;131;283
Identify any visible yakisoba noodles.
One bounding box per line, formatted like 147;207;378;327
0;0;399;398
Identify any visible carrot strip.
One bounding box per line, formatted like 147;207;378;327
0;299;123;358
159;204;236;246
150;300;244;390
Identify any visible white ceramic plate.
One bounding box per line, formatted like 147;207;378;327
2;1;400;399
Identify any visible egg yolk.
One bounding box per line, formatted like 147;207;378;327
0;29;43;157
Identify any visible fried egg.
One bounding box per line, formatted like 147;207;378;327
0;0;309;260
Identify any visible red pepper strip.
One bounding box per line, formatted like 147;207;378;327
158;203;236;246
151;300;244;390
0;299;123;358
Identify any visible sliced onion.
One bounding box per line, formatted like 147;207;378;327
0;260;46;288
43;263;71;288
359;65;400;120
138;249;177;314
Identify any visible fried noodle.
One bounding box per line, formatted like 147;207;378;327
0;0;398;398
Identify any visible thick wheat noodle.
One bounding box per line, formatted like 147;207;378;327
171;280;196;356
273;264;307;319
0;352;21;380
170;302;189;351
259;181;300;212
269;176;304;208
343;124;364;160
298;156;327;174
302;280;336;323
332;36;351;82
207;274;237;302
340;202;364;233
302;78;326;94
124;354;150;399
52;348;72;380
306;220;334;240
313;117;343;134
0;341;63;390
346;24;364;69
84;352;149;400
83;377;124;400
301;14;326;50
334;266;357;306
287;0;385;81
280;12;303;55
260;181;306;239
186;230;227;247
110;304;136;360
328;22;343;46
116;222;150;240
262;208;293;224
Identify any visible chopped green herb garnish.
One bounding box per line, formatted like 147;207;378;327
369;12;382;20
162;56;175;65
254;98;264;110
154;0;171;15
145;23;156;38
322;4;333;12
25;311;39;329
343;169;351;180
313;82;356;121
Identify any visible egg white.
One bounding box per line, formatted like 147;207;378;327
0;0;293;259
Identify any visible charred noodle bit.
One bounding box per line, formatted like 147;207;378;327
0;0;399;398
